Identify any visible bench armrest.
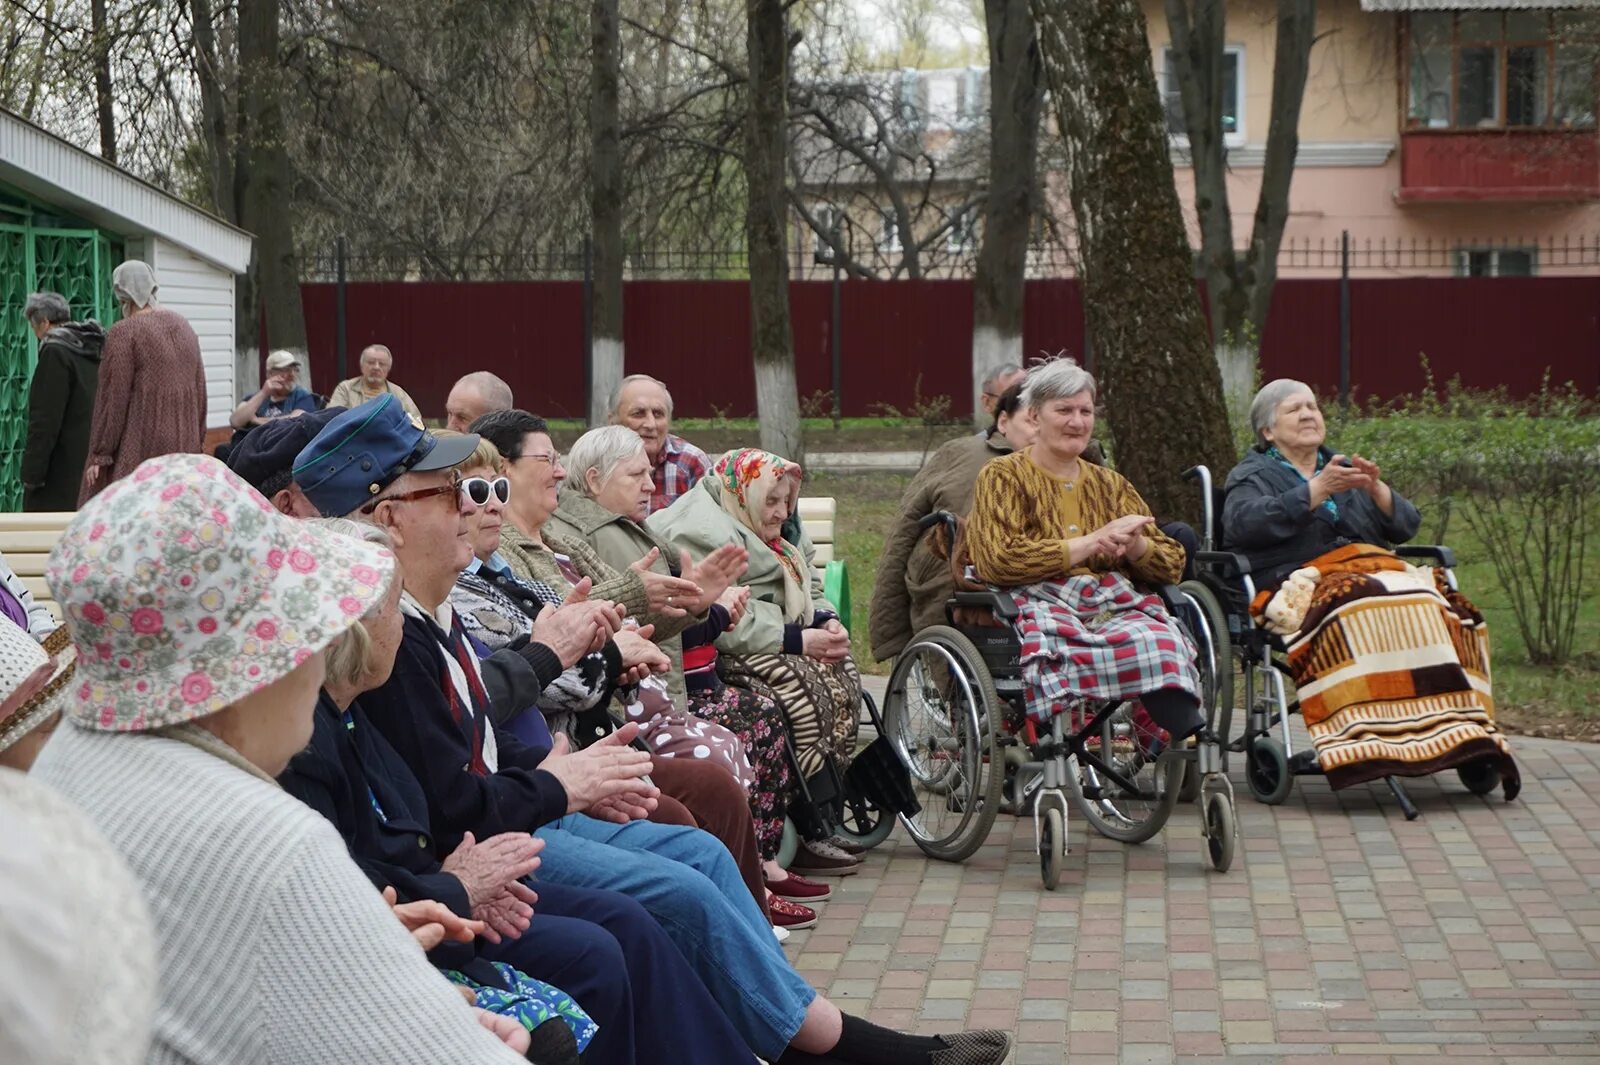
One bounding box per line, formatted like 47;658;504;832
1194;550;1253;580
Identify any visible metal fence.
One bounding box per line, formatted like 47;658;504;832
301;231;1600;283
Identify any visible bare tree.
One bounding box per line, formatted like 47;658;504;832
970;0;1040;424
89;0;114;160
745;0;802;460
591;0;625;425
1165;0;1317;414
1029;0;1233;521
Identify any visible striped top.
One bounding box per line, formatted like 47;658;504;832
30;722;524;1065
967;449;1184;588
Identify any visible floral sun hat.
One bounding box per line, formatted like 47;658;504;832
46;453;396;731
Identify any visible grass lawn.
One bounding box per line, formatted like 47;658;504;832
819;468;1600;737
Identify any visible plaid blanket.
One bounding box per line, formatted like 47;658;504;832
1251;544;1519;797
1011;573;1200;727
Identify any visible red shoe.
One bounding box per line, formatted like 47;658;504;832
768;892;818;930
766;871;833;902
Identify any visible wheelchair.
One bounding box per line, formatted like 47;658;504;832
1182;464;1505;820
879;511;1239;888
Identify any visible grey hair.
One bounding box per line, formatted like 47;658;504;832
566;425;647;498
610;373;674;418
1249;379;1314;447
24;292;71;326
1020;357;1096;411
981;363;1024;392
111;261;158;309
311;519;395;689
456;371;513;412
360;344;393;362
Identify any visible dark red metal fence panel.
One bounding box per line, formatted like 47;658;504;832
299;276;1598;421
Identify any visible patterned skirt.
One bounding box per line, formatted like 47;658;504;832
446;961;597;1052
1011;573;1200;727
719;653;862;780
688;682;793;860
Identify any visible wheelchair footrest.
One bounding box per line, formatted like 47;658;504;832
845;735;922;819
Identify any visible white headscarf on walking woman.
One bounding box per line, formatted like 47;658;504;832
111;260;159;310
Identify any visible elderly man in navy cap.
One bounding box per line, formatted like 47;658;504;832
223;406;346;515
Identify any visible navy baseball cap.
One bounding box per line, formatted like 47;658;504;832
292;394;480;517
226;406;347;496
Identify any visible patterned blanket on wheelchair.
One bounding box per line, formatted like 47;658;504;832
1011;572;1200;727
1251;544;1519;797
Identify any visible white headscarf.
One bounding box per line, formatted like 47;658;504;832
111;260;159;309
0;768;157;1065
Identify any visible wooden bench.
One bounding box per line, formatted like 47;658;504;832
798;496;851;622
0;512;74;623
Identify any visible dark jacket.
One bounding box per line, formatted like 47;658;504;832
1221;446;1422;587
358;606;571;854
23;321;104;511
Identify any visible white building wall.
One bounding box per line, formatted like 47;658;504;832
139;237;237;428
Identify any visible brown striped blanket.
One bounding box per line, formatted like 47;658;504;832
1251;544;1519;798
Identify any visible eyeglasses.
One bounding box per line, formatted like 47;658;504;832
461;476;511;507
516;451;563;468
361;471;463;514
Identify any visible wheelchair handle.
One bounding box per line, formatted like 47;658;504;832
917;511;960;540
1182;465;1215;552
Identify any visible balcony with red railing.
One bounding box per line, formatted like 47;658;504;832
1398;129;1600;204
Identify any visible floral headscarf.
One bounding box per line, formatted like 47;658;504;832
713;449;810;622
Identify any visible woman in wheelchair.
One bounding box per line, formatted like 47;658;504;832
1219;379;1517;798
966;358;1206;746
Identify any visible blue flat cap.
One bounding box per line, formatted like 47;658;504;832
226;406;347;495
292;394;479;517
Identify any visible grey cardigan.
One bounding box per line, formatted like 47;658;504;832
1221;446;1421;587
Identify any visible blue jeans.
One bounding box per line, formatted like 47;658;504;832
536;813;816;1060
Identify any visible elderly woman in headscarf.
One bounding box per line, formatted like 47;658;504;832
30;452;533;1063
649;448;866;878
552;426;828;914
79;261;208;504
1222;379;1517;795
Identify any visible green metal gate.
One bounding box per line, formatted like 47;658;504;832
1;189;120;510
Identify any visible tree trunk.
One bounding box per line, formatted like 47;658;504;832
589;0;625;426
971;0;1042;426
189;0;234;220
90;0;115;162
744;0;802;461
237;0;307;394
1030;0;1234;522
1166;0;1317;419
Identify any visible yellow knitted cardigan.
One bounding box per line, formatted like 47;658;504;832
967;449;1184;588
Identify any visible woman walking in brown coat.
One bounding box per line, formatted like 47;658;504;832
79;261;208;504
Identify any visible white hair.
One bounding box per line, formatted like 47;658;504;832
1249;379;1314;448
1021;357;1096;411
610;374;674;418
982;363;1024;392
566;425;648;498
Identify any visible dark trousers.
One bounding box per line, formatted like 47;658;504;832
483;879;755;1065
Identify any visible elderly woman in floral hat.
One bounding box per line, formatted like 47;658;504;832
29;453;533;1064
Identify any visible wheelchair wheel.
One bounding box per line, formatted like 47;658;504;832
1069;702;1184;844
1457;759;1500;797
833;787;896;849
775;817;798;869
1204;790;1236;873
883;626;1004;862
1246;735;1293;805
1040;806;1065;891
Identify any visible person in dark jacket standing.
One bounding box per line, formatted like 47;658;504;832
21;292;104;511
79;261;208;504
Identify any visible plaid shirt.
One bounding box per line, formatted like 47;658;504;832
648;434;709;513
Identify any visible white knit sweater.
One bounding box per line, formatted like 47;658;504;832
32;723;526;1065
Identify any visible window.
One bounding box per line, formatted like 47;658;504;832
1456;247;1536;277
878;209;902;254
1407;12;1599;130
946;209;977;253
1162;46;1243;145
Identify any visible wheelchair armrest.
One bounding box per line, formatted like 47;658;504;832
1395;545;1456;569
1155;585;1185;616
1194;550;1253;579
950;590;1019;620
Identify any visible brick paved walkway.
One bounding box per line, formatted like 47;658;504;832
783;720;1600;1064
